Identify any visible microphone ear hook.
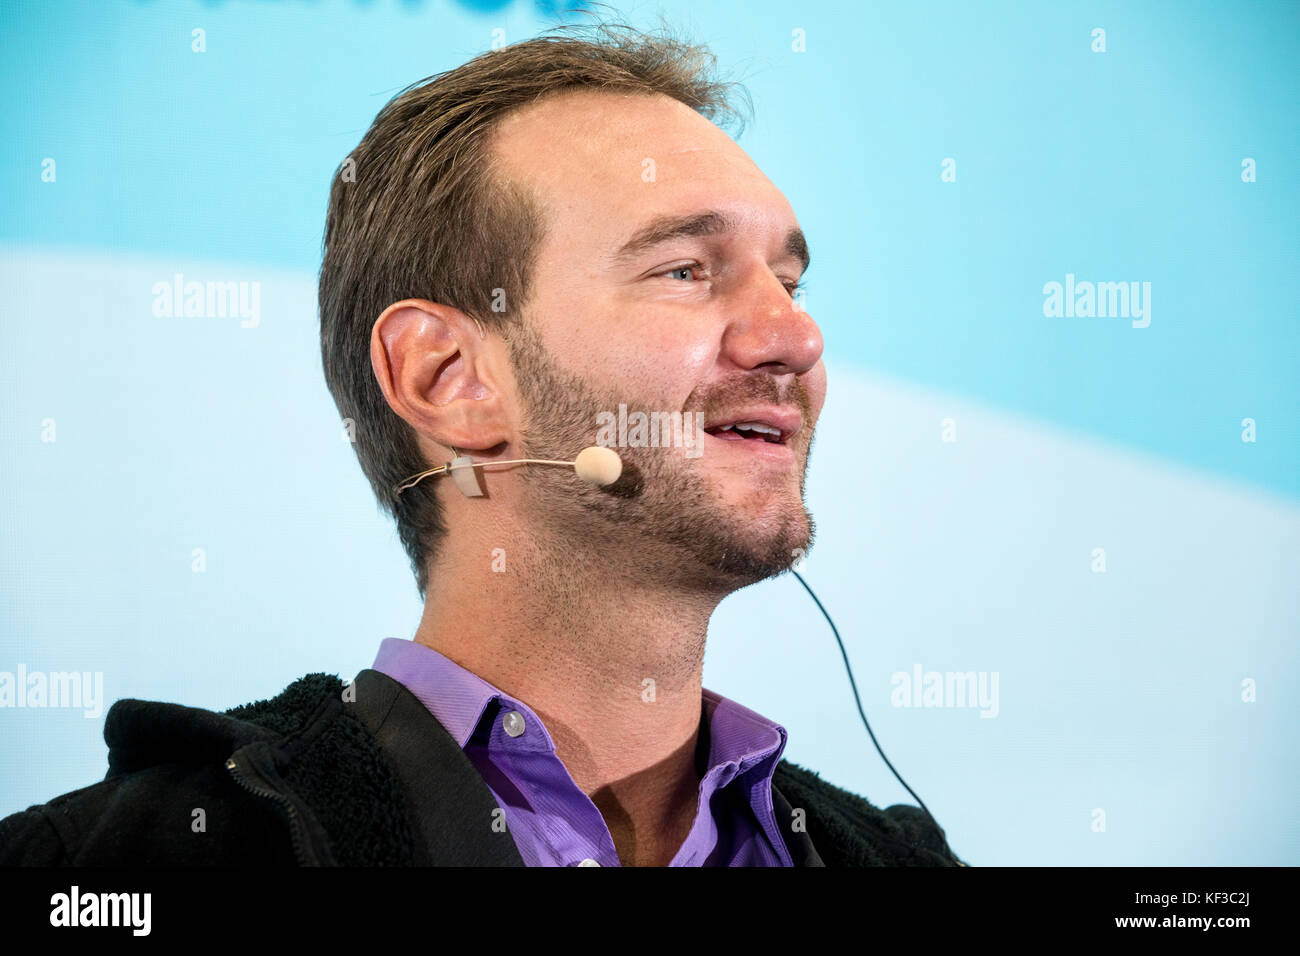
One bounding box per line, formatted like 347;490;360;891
393;446;622;497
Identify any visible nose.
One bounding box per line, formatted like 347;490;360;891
718;263;823;376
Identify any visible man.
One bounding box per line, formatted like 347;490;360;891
0;21;960;867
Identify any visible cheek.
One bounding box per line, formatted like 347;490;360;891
621;317;719;402
664;335;718;408
676;334;719;378
546;287;723;403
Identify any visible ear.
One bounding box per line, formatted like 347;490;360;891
370;299;510;452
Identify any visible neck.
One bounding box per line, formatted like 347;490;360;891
413;513;727;865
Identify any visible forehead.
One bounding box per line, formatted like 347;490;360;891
487;88;795;254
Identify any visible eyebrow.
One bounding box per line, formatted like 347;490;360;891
609;209;810;274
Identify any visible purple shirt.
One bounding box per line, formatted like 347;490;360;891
371;637;793;866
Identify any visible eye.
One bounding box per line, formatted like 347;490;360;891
657;263;707;282
654;263;805;297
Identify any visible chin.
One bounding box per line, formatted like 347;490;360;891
703;507;814;587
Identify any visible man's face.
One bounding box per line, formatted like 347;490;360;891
490;89;827;590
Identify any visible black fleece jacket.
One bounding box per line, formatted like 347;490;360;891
0;668;964;866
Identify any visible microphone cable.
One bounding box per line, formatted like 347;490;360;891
791;568;965;866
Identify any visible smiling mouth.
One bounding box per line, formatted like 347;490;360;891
704;421;788;444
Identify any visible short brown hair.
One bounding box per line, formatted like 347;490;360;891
319;16;750;599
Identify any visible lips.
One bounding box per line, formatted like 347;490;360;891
707;421;784;443
702;407;802;445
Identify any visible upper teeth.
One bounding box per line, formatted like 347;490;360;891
720;421;781;437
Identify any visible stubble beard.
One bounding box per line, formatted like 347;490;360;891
504;321;816;594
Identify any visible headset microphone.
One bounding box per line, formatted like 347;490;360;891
394;445;962;865
393;445;623;497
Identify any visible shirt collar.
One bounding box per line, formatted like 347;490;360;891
370;636;787;774
371;636;509;748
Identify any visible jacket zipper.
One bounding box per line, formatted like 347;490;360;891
225;752;312;865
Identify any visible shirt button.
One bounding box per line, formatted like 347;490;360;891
578;859;601;867
502;710;526;737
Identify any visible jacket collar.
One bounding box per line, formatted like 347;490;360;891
348;667;526;865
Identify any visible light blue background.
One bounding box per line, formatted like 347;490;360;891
1;0;1296;865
